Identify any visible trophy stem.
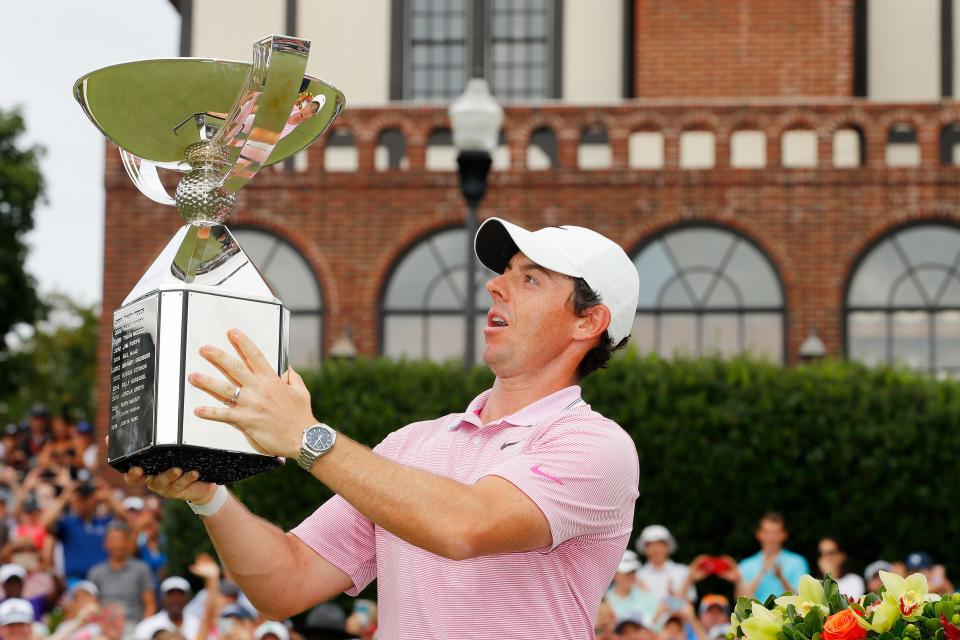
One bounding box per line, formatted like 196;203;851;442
175;141;237;225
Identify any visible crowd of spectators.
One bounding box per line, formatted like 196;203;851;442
0;405;378;640
0;405;951;640
595;513;956;640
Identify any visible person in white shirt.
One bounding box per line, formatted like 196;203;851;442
635;525;696;603
606;551;659;626
817;537;864;599
133;576;199;640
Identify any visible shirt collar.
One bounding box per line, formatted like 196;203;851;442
446;385;584;431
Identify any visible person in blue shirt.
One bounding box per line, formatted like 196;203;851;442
736;512;809;602
41;480;130;585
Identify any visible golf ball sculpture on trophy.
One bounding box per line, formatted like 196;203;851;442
74;35;344;483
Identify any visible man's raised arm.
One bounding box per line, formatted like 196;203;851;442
123;468;352;620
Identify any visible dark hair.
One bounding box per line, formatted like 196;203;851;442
758;511;787;530
568;277;629;379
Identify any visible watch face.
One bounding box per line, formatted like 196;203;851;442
305;425;333;451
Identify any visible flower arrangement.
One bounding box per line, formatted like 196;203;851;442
295;91;315;109
730;573;960;640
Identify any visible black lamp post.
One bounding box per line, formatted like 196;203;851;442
449;78;504;370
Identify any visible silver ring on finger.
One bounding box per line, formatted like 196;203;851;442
224;384;242;407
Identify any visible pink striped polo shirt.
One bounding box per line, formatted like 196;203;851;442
292;385;639;639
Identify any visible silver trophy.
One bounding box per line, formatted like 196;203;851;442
74;35;344;483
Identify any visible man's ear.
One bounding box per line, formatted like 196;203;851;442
573;304;611;342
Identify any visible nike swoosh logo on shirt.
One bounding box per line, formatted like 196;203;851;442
500;441;521;450
530;465;564;485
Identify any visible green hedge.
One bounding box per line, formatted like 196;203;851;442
164;355;960;594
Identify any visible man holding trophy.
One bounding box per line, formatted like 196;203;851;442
78;34;640;638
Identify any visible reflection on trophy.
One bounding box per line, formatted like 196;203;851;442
74;35;345;483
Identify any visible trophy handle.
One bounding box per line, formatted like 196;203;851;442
212;35;310;194
119;149;179;206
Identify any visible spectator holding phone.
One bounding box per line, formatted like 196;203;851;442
683;553;741;598
636;525;695;603
817;537;864;598
736;512;809;601
608;551;659;626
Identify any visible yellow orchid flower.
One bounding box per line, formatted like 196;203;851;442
740;603;787;640
775;575;830;617
857;571;939;633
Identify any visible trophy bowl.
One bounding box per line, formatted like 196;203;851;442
77;35;344;483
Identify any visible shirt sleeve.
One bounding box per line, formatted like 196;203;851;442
139;562;155;592
484;420;639;549
288;429;414;596
290;495;377;597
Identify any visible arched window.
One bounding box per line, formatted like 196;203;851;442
232;229;323;368
577;124;612;170
730;129;766;168
886;123;920;167
324;128;358;172
833;126;865;168
632;226;785;361
940;123;960;166
527;126;558;170
381;228;494;361
846;224;960;374
679;130;715;169
375;128;408;171
426;128;456;171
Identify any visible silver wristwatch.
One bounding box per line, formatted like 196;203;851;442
297;423;337;471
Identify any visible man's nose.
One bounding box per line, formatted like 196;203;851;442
485;272;508;300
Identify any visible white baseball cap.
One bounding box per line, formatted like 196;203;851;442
0;564;26;584
0;598;33;626
617;550;641;574
159;576;192;594
255;621;290;640
474;218;640;344
123;496;145;511
636;524;677;555
68;580;99;599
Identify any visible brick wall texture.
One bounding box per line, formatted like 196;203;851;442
634;0;854;98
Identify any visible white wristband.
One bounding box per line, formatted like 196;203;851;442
187;484;229;517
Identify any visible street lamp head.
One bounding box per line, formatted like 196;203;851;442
449;78;504;154
798;325;827;360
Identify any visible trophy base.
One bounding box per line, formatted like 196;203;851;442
109;444;283;485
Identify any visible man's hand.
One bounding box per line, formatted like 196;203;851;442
688;555;710;582
189;553;222;583
123;467;217;505
718;555;741;583
187;329;317;459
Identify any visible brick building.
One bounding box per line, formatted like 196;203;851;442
98;0;960;435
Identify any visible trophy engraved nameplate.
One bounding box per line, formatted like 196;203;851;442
75;35;345;483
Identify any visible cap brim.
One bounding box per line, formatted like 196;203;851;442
475;218;581;278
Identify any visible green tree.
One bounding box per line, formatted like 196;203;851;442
0;295;99;425
0;108;45;395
